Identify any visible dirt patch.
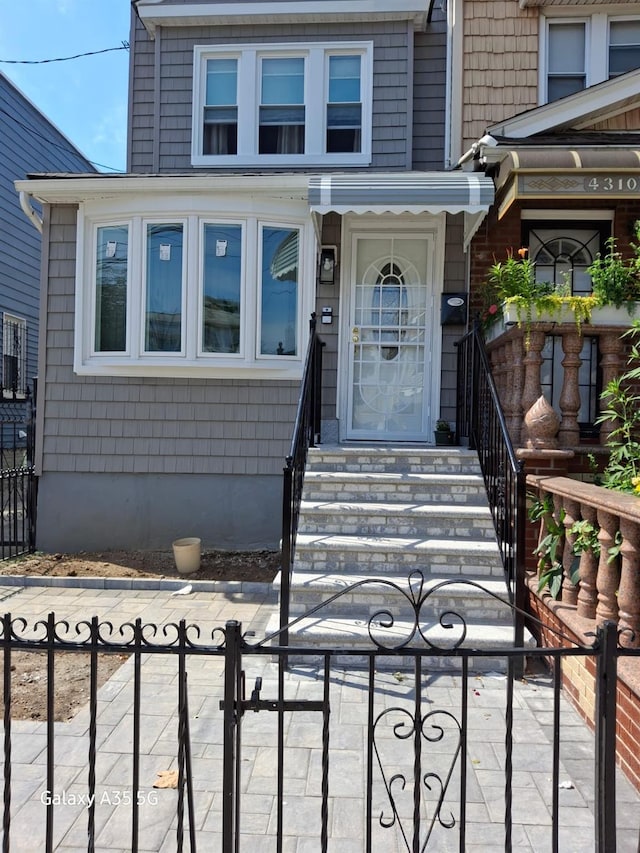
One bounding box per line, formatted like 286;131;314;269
1;549;279;721
4;652;129;722
0;548;281;584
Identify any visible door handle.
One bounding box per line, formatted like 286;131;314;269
352;327;360;343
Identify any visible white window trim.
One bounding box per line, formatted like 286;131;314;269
2;313;27;399
540;12;640;104
192;41;373;167
75;199;315;380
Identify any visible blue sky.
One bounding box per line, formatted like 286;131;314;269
0;1;132;172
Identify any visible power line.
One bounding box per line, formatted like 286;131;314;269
0;43;129;65
0;106;125;174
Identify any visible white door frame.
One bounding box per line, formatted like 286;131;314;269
337;213;446;442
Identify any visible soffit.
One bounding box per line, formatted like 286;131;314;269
136;1;433;37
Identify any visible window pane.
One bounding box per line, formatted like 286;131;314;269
328;55;361;103
327;56;362;153
202;224;242;353
145;224;183;353
549;23;586;73
204;58;238;155
261;58;304;105
548;75;585;102
261;227;299;356
95;225;127;352
206;58;237;105
609;21;640;77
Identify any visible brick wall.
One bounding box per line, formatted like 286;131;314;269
527;584;640;794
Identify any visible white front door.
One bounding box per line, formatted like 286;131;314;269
344;229;440;441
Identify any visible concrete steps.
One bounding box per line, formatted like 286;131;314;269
270;445;530;669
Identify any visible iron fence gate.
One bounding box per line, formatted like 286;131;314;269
0;575;638;852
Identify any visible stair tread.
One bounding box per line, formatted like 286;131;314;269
304;471;484;483
300;500;492;517
266;614;533;647
295;532;500;554
282;571;509;595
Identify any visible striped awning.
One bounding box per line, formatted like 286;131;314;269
308;172;494;215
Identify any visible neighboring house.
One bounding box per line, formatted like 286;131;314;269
452;0;640;454
16;0;496;552
0;72;94;429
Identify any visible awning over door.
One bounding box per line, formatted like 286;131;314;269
308;172;494;215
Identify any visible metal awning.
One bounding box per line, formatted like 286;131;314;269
308;172;494;215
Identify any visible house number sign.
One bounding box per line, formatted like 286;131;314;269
519;173;640;196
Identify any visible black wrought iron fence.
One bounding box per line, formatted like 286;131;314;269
0;388;37;560
456;321;526;643
281;314;324;644
1;576;638;853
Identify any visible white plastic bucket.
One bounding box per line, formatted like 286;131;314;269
172;537;201;574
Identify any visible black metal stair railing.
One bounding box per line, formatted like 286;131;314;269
280;314;324;645
456;320;526;646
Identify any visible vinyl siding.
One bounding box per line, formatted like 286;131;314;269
40;206;298;479
0;73;94;411
129;18;412;173
413;5;447;170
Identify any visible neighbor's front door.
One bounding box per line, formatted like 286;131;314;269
346;234;435;441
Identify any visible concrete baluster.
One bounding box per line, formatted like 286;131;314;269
561;496;579;606
558;332;583;449
595;509;620;624
618;517;640;649
598;333;624;445
520;329;546;444
576;503;598;620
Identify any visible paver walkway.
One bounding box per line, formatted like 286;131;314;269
0;578;638;852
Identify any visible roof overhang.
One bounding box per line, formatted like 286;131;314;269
14;173;312;205
481;146;640;219
487;68;640;138
135;1;433;37
16;170;493;249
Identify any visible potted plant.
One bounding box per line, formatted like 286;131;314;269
434;419;455;446
482;234;640;343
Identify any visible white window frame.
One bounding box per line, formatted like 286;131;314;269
75;199;314;379
2;313;27;398
192;41;373;167
541;12;640;104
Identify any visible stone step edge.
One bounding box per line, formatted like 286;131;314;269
265;614;535;650
298;500;493;519
304;471;485;485
275;571;509;598
295;533;501;556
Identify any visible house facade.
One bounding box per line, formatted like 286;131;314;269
453;0;640;457
0;72;94;425
17;0;495;552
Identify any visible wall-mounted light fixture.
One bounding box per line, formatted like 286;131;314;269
319;246;337;285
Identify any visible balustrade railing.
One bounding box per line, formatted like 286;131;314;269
485;320;627;448
527;474;640;648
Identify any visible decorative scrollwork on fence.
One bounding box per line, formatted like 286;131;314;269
0;613;227;653
374;706;462;851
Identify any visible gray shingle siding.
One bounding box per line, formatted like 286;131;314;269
413;9;447;170
0;73;94;412
129;18;412;173
40;206;298;479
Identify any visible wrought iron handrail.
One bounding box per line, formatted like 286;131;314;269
280;314;324;644
456;320;526;645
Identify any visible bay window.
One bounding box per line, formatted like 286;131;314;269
192;42;372;166
77;204;310;378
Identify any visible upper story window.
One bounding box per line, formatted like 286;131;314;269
193;42;373;167
543;15;640;103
